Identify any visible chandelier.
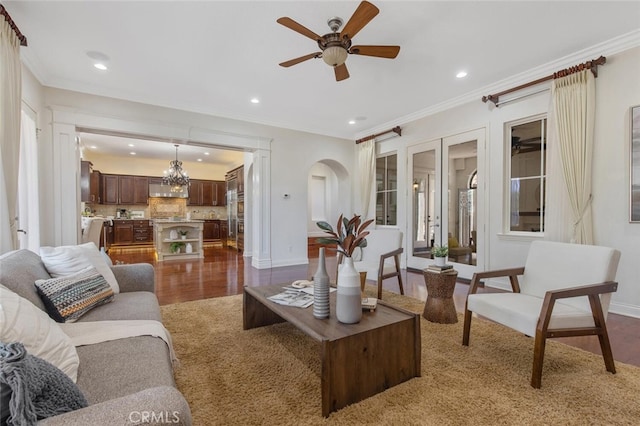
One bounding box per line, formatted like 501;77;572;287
163;144;190;191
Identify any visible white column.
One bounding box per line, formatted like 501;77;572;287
251;147;272;269
51;122;80;246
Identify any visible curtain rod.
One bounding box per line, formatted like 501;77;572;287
355;126;402;144
482;55;606;105
1;5;28;46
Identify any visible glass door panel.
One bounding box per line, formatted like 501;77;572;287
407;129;485;277
407;140;442;271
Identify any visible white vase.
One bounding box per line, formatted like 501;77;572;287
185;243;193;254
169;230;178;240
336;257;362;324
435;256;446;267
313;247;330;319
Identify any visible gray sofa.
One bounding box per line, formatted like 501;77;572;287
0;249;192;425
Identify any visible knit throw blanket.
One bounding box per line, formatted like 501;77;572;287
0;342;88;425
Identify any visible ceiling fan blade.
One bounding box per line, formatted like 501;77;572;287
334;63;350;81
350;45;400;59
341;1;379;40
276;17;321;41
279;52;321;68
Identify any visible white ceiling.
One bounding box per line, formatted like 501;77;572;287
6;1;640;154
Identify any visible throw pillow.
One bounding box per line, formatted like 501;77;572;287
0;342;88;424
40;242;120;294
35;266;115;323
448;236;460;248
0;285;79;382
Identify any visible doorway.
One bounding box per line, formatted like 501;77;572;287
406;129;485;278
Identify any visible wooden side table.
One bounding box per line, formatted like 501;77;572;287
422;269;458;324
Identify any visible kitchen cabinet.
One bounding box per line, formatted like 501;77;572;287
189;180;225;206
102;174;148;205
112;219;153;245
113;220;134;244
133;219;153;243
203;220;221;241
220;220;228;246
90;170;102;203
214;181;226;206
237;166;244;195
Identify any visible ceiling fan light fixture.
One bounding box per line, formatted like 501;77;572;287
322;46;348;67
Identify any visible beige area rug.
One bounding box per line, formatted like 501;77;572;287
161;291;640;425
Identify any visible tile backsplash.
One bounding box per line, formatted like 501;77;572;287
88;201;227;219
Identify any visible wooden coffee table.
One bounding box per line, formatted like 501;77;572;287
243;284;421;417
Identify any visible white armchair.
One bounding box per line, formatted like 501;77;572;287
342;229;404;300
462;240;621;388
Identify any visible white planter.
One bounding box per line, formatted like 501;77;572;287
435;256;446;267
336;257;362;324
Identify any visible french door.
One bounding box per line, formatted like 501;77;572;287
406;129;485;278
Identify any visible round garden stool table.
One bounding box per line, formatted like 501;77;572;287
422;269;458;324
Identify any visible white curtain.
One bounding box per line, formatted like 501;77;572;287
546;70;595;244
357;140;375;220
18;108;40;252
0;19;23;253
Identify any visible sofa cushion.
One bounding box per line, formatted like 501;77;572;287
35;267;114;323
40;243;120;294
0;249;50;311
0;285;79;382
75;336;175;404
0;342;88;423
76;292;163;322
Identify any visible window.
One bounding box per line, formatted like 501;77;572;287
375;154;397;225
508;117;547;233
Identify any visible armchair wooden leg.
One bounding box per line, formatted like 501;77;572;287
589;294;616;374
394;255;404;295
598;330;616;374
531;331;546;389
377;278;383;300
462;309;472;346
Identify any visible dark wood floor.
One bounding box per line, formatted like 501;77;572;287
109;245;640;367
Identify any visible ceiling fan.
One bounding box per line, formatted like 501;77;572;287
277;1;400;82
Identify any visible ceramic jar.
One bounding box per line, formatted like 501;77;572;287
336;256;362;324
313;248;330;319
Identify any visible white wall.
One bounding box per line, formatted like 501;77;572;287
374;46;640;317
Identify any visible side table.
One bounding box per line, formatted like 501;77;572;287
422;269;458;324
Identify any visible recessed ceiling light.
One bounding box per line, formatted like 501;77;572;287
197;158;203;162
456;71;468;79
250;98;260;104
89;145;97;149
128;143;135;147
203;152;210;156
86;51;110;71
129;152;136;155
348;120;356;125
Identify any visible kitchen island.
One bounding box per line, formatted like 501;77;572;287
153;219;204;261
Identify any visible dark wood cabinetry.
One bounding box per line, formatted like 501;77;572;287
189;180;226;206
113;220;134;244
203;220;221;241
90;170;102;203
112;219;153;245
81;161;103;204
103;174;148;205
220;221;228;246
